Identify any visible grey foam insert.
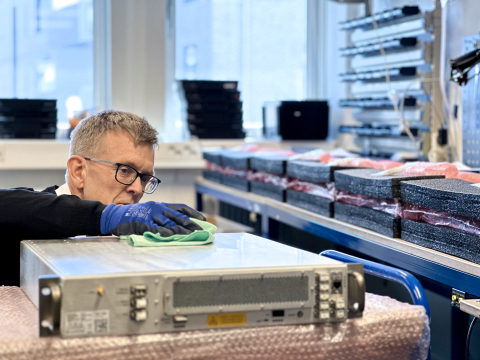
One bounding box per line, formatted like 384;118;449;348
222;176;250;192
203;170;223;184
401;218;480;264
286;160;353;183
250;155;289;175
286;189;333;217
334;202;401;238
250;181;285;202
401;178;480;219
334;168;444;198
203;150;223;165
221;151;253;170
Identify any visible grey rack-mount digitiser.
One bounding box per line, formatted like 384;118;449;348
20;233;365;338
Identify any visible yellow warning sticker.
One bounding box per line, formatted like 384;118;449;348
207;313;247;327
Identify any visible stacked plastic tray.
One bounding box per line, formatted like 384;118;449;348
0;99;57;139
182;81;244;139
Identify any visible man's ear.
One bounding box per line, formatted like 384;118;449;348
67;155;87;191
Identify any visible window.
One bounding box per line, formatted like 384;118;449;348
0;0;94;127
176;0;307;136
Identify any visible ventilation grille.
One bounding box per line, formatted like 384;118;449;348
173;276;309;308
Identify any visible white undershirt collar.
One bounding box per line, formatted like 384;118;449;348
55;183;72;196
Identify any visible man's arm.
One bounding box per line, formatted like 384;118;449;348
0;188;106;240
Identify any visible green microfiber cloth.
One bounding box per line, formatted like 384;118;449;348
120;218;216;247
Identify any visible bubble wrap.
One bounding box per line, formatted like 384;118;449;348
248;171;291;189
287;180;336;201
0;287;429;360
336;191;401;217
401;202;480;236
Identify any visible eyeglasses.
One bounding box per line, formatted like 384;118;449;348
83;157;161;194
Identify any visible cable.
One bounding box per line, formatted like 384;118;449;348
399;77;442;128
465;316;478;360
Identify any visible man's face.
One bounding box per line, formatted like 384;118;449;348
81;130;155;205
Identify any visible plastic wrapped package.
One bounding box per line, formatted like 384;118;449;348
204;162;225;184
230;144;284;153
222;167;253;192
295;155;403;170
336;191;401;217
376;162;458;178
455;171;480;183
401;202;480;236
248;171;290;189
341;158;403;170
0;287;429;360
248;172;291;202
400;178;480;220
223;166;252;179
206;161;224;173
287;179;337;201
291;149;338;163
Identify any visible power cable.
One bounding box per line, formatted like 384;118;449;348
465;316;478;360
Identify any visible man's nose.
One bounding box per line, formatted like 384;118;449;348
126;176;143;195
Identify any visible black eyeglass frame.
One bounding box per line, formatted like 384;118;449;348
83;157;161;194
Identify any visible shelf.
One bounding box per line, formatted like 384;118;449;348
195;177;480;297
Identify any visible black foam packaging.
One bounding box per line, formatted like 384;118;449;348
401;178;480;219
250;181;285;202
335;168;445;198
333;169;443;237
203;170;223;184
250;155;289;175
203;150;223;165
334;202;401;238
287;160;353;183
401;219;480;264
222;176;250;192
286;189;333;217
221;151;253;170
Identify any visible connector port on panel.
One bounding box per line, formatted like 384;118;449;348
131;285;147;297
131;297;148;309
272;310;285;317
130;309;148;321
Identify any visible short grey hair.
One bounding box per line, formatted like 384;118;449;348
69;110;159;157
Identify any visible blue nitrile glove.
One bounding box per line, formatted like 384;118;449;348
100;202;205;236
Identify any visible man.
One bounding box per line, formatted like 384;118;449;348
1;110;205;285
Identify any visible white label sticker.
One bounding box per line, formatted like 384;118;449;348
65;310;110;336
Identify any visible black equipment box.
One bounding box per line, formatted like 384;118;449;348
0;99;57;139
263;101;329;140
